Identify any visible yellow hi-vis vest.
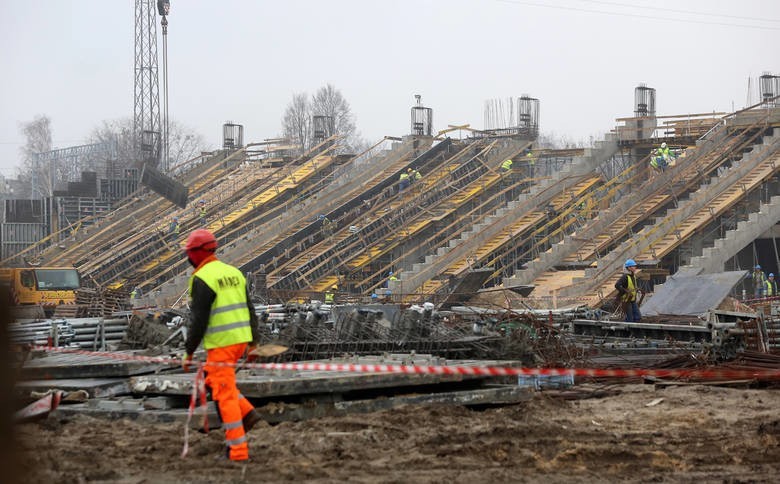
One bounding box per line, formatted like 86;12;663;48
189;260;252;349
500;159;513;171
621;273;637;302
399;172;410;182
765;279;776;297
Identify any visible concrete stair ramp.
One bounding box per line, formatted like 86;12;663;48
686;194;780;274
558;129;779;300
510;126;775;291
399;138;618;295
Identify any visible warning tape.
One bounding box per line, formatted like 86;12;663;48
520;295;598;302
181;365;207;459
27;345;780;381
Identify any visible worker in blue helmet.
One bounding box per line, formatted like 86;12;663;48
615;259;641;322
749;264;766;298
765;273;777;297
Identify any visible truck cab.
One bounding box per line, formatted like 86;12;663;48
0;267;81;312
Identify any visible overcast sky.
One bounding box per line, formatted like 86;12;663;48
1;0;778;177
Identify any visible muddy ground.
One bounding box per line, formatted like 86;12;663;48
13;383;780;483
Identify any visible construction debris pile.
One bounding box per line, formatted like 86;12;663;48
8;289;780;458
12;296;780;368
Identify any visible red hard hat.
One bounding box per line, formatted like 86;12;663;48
185;229;217;251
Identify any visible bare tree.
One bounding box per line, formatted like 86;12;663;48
311;84;356;146
89;117;208;170
281;84;368;154
167;120;208;166
11;116;207;200
90;118;136;166
17;115;54;197
536;131;584;150
282;93;311;155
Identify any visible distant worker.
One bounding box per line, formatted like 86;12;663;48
615;259;641;323
765;273;777;297
181;229;262;463
653;142;675;173
657;142;672;162
544;203;558;220
650;148;667;174
749;264;766;298
130;286;139;300
525;149;536;178
319;214;333;238
168;216;180;235
500;158;513;172
324;285;336;304
408;167;421;182
398;170;411;192
577;198;593;220
198;200;207;226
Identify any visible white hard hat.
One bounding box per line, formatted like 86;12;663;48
661;142;667;149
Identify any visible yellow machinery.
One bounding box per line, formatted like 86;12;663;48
0;267;81;311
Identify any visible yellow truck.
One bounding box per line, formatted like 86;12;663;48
0;267;81;314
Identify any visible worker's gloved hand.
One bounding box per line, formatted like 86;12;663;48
182;353;193;372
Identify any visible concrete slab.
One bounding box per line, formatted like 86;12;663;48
19;350;175;379
130;355;519;398
53;385;533;424
440;268;494;309
15;378;130;398
641;270;748;316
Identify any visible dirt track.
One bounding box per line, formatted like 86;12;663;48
14;384;780;483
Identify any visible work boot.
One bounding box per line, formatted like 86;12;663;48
242;409;262;432
214;449;250;464
214;447;230;461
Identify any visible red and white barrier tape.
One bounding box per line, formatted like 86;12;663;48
27;345;780;381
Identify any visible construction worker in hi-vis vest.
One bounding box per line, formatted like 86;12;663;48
182;229;262;462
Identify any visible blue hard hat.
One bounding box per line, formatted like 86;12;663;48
755;265;762;270
625;259;637;268
770;273;775;277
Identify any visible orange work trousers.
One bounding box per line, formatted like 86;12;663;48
204;342;255;461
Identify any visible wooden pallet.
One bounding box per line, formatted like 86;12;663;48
53;305;89;318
